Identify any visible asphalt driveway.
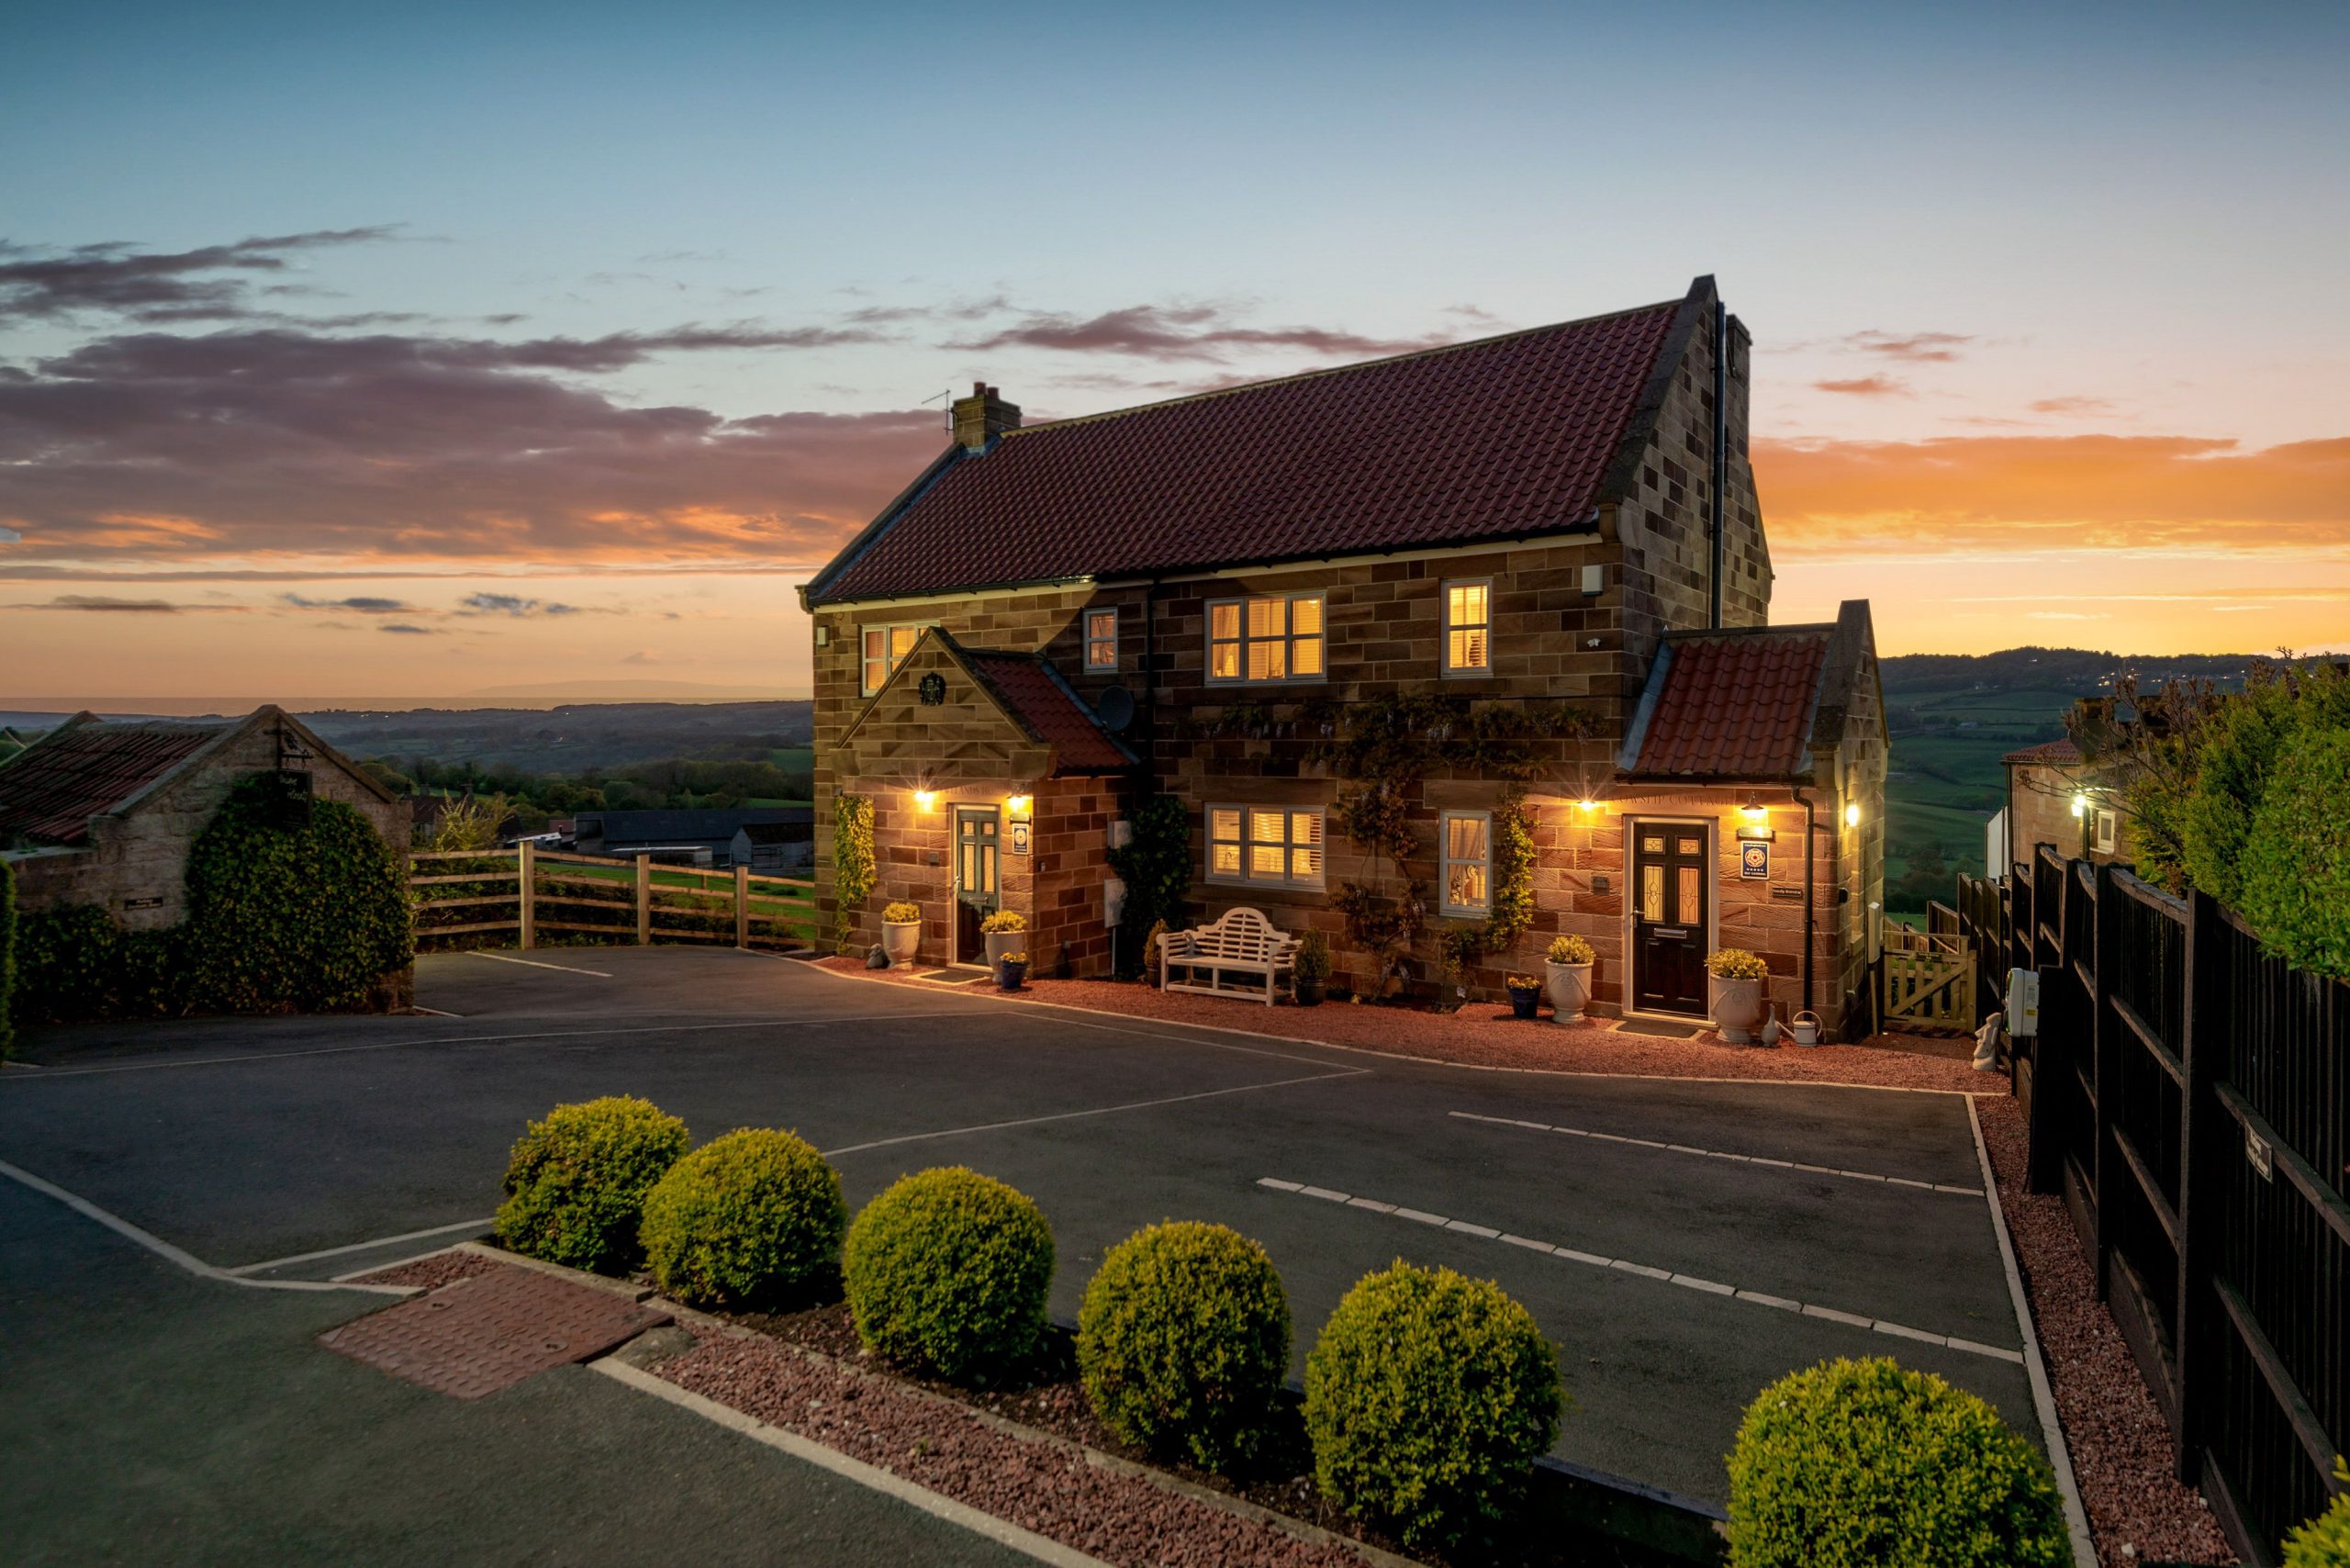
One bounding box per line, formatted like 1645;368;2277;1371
2;945;2042;1551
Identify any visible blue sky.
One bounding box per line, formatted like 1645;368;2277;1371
4;1;2344;699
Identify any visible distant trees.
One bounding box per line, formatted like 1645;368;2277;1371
365;752;813;820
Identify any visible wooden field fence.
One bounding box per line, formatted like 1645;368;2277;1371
409;843;815;953
1957;849;2347;1563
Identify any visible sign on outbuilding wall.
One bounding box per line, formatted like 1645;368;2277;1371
1740;841;1770;879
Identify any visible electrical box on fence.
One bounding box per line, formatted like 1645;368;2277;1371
1102;876;1127;929
2006;967;2040;1037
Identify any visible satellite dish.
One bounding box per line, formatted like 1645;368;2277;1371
1094;685;1136;733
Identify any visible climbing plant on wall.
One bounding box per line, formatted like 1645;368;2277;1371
1107;793;1192;978
833;793;876;953
1437;790;1538;975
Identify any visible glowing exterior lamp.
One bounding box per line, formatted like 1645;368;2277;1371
2070;792;2089;819
1006;794;1032;817
914;789;938;812
1576;799;1599;812
1844;802;1862;828
1739;792;1767;820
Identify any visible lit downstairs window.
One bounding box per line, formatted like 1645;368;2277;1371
1208;804;1325;889
1440;810;1492;915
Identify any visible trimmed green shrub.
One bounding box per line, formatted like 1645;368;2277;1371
1304;1260;1561;1550
2238;722;2350;977
843;1167;1053;1381
0;856;16;1057
1725;1357;2069;1568
2283;1457;2350;1566
1078;1221;1290;1472
14;904;179;1023
639;1128;846;1308
495;1096;689;1271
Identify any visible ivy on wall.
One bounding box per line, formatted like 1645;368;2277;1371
833;793;876;953
1437;790;1537;975
1106;794;1192;978
11;774;411;1025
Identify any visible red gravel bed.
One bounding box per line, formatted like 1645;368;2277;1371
1975;1098;2234;1565
814;957;1987;1093
655;1328;1374;1568
352;1247;501;1291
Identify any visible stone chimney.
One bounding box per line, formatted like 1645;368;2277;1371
952;382;1021;452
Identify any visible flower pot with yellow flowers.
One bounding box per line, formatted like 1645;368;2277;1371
881;901;923;969
979;908;1027;968
1706;947;1771;1045
1544;935;1596;1024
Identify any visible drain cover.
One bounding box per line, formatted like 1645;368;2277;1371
320;1264;670;1399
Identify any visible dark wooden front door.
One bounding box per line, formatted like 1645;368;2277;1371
953;806;1000;964
1631;822;1710;1015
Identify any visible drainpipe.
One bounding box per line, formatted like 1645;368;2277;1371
1793;785;1817;1023
1710;301;1728;630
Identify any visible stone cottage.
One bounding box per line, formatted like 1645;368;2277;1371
0;705;405;927
800;275;1887;1037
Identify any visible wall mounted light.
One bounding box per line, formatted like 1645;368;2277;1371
1844;802;1861;828
1739;793;1766;819
1006;794;1032;816
1576;799;1600;812
914;790;938;812
2070;792;2089;819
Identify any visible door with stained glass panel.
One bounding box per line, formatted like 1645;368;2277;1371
952;806;1000;965
1630;822;1710;1015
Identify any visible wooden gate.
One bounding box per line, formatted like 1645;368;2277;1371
1881;926;1976;1031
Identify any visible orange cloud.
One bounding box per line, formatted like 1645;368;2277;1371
1813;375;1908;398
1753;433;2350;556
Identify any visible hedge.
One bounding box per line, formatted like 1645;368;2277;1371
639;1128;846;1308
843;1167;1053;1381
9;773;411;1023
1303;1260;1560;1550
1078;1221;1290;1472
2283;1457;2350;1566
495;1096;690;1272
2238;722;2350;977
1725;1357;2069;1568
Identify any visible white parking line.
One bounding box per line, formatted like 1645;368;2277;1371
0;1158;411;1296
1449;1111;1983;1194
1255;1175;2024;1365
227;1215;497;1276
469;951;613;978
822;1068;1367;1157
0;1012;979;1081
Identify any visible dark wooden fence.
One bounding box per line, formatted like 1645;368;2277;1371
1956;849;2348;1563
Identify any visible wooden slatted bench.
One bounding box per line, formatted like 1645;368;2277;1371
1158;906;1300;1006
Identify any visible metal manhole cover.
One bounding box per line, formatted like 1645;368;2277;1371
319;1263;670;1400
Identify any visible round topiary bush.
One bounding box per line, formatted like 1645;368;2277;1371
1726;1357;2069;1568
842;1167;1053;1381
1304;1260;1560;1550
495;1096;689;1272
639;1128;847;1308
1078;1221;1291;1473
2238;722;2350;978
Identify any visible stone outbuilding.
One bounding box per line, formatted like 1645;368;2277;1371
0;705;405;927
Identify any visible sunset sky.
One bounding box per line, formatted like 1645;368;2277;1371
4;2;2344;708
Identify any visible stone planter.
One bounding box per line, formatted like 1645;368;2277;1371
984;928;1025;968
996;958;1028;991
1544;960;1595;1024
882;920;920;969
1708;976;1767;1045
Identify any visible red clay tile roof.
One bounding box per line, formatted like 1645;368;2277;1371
1628;629;1833;779
2003;738;2083;766
810;294;1689;603
963;649;1137;775
0;719;223;845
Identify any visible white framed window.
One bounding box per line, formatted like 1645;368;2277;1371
1207;803;1325;889
2094;808;2118;856
1207;593;1326;683
859;622;929;696
1443;580;1492;675
1084;606;1120;672
1440;810;1492;915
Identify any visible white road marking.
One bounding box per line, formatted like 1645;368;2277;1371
1967;1096;2096;1567
593;1360;1112;1567
406;1005;462;1018
228;1215;496;1276
821;1068;1365;1158
469;952;613;977
0;1012;978;1081
1254;1175;2025;1365
0;1158;410;1296
1449;1110;1983;1194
